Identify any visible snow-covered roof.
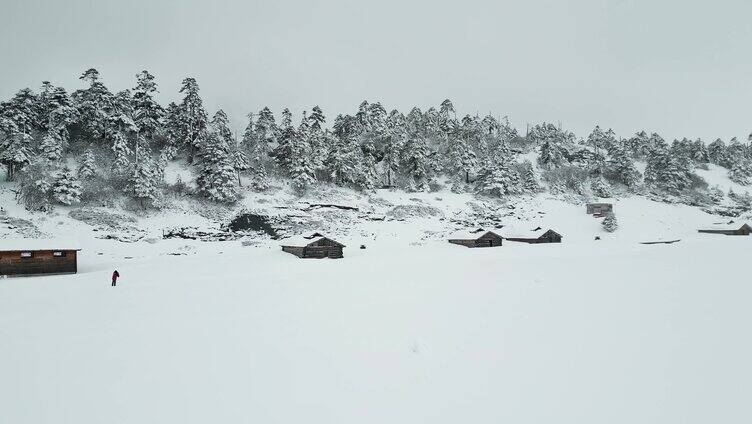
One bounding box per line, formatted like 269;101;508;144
703;222;751;231
503;228;559;239
447;229;503;240
0;239;81;252
279;233;343;247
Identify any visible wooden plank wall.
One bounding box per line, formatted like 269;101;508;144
0;250;78;276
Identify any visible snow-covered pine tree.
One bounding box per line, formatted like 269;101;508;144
606;141;641;189
538;139;568;169
728;159;752;185
590;176;613;198
177;78;208;162
241;112;256;152
726;137;746;168
707;138;727;166
273;108;295;174
0;89;38;180
111;131;132;175
130;148;161;208
644;146;693;194
626;131;650;159
586;126;617;175
52;166;82;205
517;161;541;193
475;161;522;197
254;106;278;160
602;212;618;232
381;110;406;187
400;135;432;191
231;145;249;187
72;69;115;143
307;106;327;175
39;131;63;162
195;129;238;203
288;113;316;193
132;70;164;142
78;148;97;180
446;136;476;185
163;102;183;148
690;138;709;164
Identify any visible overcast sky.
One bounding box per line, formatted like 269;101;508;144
2;0;751;141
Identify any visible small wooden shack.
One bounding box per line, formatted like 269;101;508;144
448;231;504;248
281;233;345;258
505;229;563;244
0;240;81;276
586;203;613;216
698;223;752;236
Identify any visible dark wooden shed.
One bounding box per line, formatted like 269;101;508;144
448;231;503;248
0;240;81;276
698;223;752;236
586;203;613;216
505;229;563;244
281;233;345;258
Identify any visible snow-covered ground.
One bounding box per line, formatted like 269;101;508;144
2;174;752;423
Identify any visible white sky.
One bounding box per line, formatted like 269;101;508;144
2;0;751;141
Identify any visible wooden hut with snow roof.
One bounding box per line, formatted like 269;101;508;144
281;233;345;259
586;203;613;217
504;229;563;244
448;230;504;248
698;223;752;236
0;240;81;276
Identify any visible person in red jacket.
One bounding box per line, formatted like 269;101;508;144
112;270;120;287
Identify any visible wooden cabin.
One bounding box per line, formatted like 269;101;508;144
505;229;563;244
698;223;752;236
586;203;613;216
281;233;345;259
0;240;81;276
448;231;503;248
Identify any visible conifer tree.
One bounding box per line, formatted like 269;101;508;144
132;70;164;142
475;162;521;196
111;131;132;175
177;77;208;162
52;166;82;205
130;148;161;208
602;212;618;232
707;138;727;165
606;142;641;189
78;148;97;180
254;106;278;159
72;68;114;142
231;145;249;187
39;132;64;162
644;146;692;194
195;130;238;203
381;110;406;187
273;108;295;173
729;159;752;185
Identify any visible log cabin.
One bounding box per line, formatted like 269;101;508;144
448;231;504;248
698;223;752;236
505;229;563;244
281;233;345;258
0;240;81;276
586;203;613;217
